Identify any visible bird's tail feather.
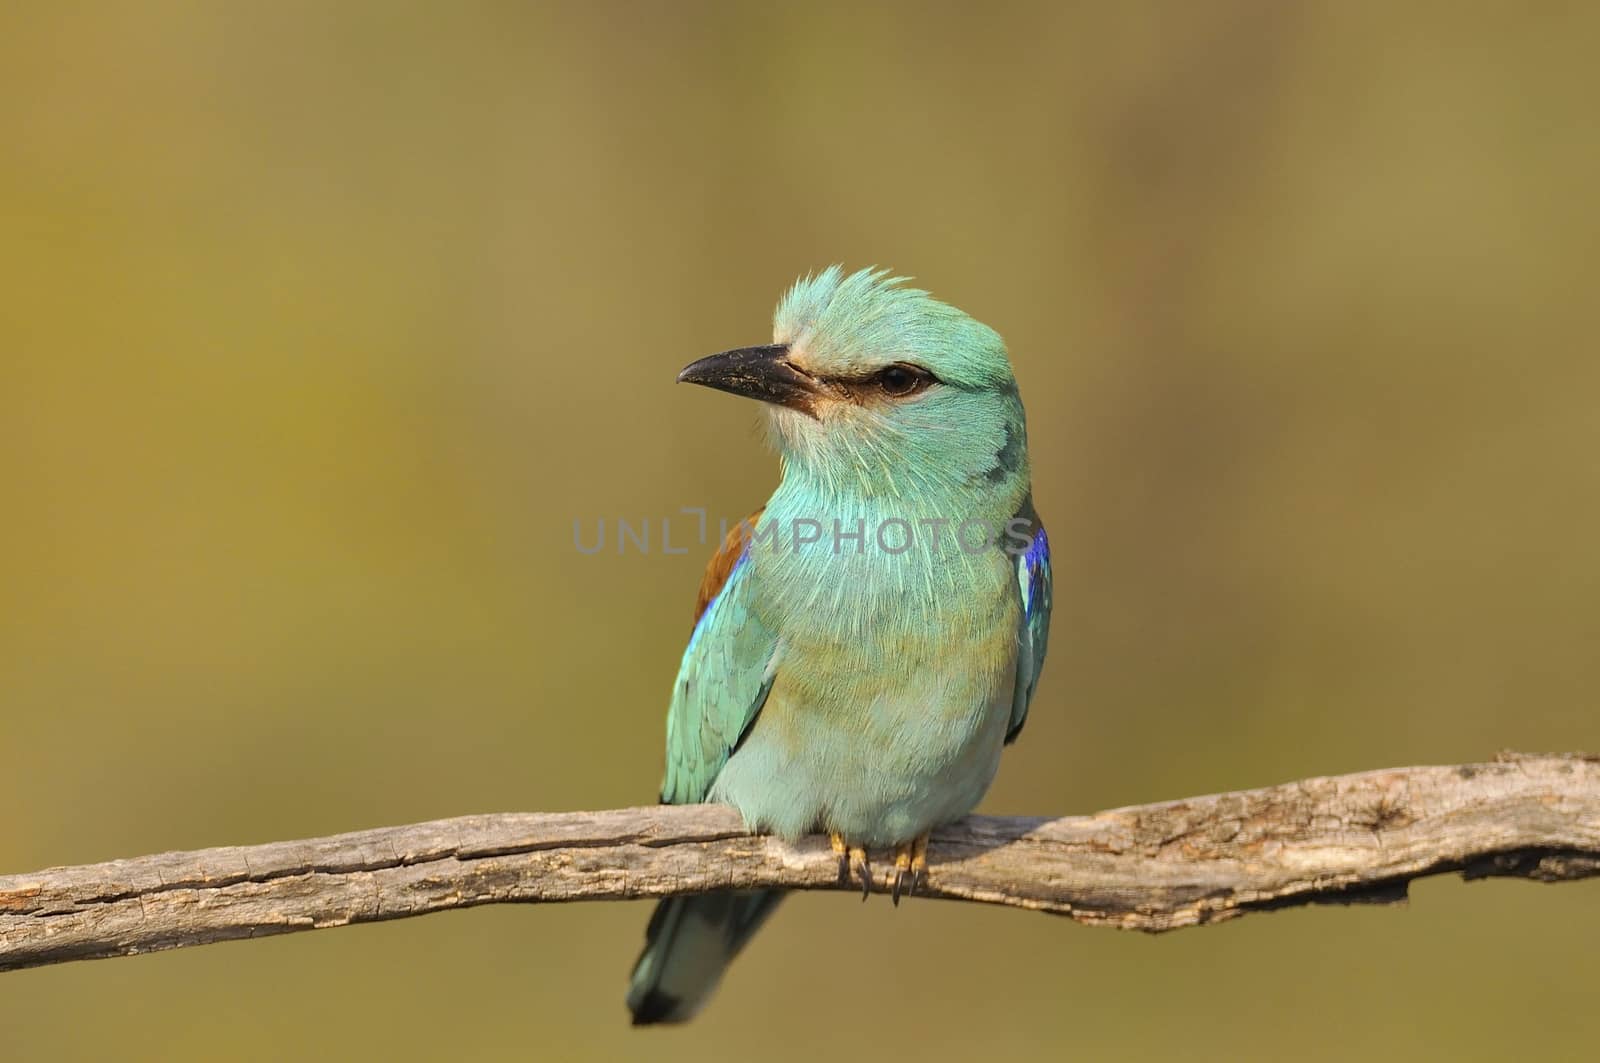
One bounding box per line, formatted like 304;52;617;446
626;889;785;1025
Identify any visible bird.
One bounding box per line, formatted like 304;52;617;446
626;267;1052;1025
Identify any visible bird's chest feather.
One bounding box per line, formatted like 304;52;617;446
706;511;1021;843
747;487;1021;724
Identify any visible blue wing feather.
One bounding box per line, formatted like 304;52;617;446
661;551;780;804
1006;521;1052;744
633;544;783;1026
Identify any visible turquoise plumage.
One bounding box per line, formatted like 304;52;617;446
628;268;1052;1024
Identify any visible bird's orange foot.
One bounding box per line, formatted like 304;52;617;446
829;831;872;898
891;834;930;905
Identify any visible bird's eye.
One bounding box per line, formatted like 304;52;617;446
875;363;933;398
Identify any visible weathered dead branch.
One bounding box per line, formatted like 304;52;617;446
3;752;1596;972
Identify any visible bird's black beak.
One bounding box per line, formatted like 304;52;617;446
677;344;821;416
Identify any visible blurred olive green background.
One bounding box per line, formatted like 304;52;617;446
4;2;1598;1060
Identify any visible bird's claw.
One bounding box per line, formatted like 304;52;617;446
890;834;930;906
831;833;870;896
829;831;874;899
832;832;928;902
850;845;871;899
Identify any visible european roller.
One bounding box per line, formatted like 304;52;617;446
626;267;1052;1024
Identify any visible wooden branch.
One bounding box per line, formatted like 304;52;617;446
3;752;1596;973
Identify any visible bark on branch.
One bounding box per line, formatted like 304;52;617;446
3;752;1597;973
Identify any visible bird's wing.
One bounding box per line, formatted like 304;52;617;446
661;510;779;805
693;507;763;623
1005;502;1052;744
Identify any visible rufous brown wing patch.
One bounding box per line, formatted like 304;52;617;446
693;507;765;623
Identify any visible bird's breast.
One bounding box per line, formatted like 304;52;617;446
745;523;1021;747
706;495;1026;843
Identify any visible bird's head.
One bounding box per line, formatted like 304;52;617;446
678;267;1030;499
